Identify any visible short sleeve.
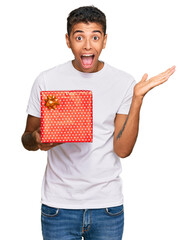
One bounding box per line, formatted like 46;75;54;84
26;73;45;118
117;80;136;115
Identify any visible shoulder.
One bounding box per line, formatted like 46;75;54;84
41;61;70;78
33;61;70;86
105;63;136;86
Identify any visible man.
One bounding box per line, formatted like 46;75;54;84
22;6;175;240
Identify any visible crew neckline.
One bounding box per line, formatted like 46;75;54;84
69;60;107;79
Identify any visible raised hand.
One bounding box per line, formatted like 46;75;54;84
134;66;176;100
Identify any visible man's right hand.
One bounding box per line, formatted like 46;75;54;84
31;127;61;151
22;115;62;151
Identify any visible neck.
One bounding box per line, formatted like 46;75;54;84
72;60;104;73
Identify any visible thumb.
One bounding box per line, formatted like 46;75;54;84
141;73;148;82
34;128;41;143
37;127;41;134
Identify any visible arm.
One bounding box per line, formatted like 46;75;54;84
21;115;59;151
113;66;176;158
113;97;142;158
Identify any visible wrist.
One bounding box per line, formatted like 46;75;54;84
132;94;143;106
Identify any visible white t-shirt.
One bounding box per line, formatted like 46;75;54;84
27;61;136;209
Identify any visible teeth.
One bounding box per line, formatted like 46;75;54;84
83;54;93;56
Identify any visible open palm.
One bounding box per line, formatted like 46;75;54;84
134;66;176;99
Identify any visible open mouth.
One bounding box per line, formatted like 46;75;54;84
81;54;95;68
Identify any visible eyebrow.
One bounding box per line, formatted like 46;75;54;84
73;30;102;35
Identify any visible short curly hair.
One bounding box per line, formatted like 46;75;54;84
67;6;106;36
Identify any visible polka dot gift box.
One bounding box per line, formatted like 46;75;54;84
41;90;93;143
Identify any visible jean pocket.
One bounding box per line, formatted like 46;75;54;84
41;204;60;217
105;204;124;216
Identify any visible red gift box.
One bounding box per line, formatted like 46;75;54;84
41;90;93;143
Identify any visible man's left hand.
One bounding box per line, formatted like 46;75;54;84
134;65;176;101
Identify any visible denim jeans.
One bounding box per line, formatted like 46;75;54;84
41;204;124;240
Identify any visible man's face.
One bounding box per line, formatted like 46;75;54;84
66;22;107;73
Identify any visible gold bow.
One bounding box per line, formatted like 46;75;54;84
44;95;60;110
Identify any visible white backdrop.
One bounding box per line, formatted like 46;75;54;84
0;0;195;239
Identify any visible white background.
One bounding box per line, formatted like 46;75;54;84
1;0;195;239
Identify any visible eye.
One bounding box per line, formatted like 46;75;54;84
93;36;99;41
76;36;83;41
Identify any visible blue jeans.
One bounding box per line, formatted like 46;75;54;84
41;204;124;240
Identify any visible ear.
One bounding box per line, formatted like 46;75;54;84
103;34;107;49
65;33;71;48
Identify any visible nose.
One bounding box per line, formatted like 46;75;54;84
83;38;92;50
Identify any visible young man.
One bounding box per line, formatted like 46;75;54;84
22;6;175;240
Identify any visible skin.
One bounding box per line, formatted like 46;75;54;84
22;22;108;151
113;66;176;157
65;22;107;73
21;21;176;155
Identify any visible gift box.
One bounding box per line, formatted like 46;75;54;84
41;90;93;143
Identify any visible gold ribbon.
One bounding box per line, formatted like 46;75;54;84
44;95;60;110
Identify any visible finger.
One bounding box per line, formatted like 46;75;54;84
169;66;176;75
161;65;176;76
159;75;170;83
38;144;53;151
34;129;42;143
53;142;63;146
154;69;175;84
159;73;171;82
166;66;176;76
43;143;55;147
38;142;61;151
141;73;148;82
170;65;176;70
38;142;53;147
149;73;169;87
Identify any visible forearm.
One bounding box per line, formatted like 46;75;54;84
114;96;143;158
113;66;176;158
21;132;39;151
